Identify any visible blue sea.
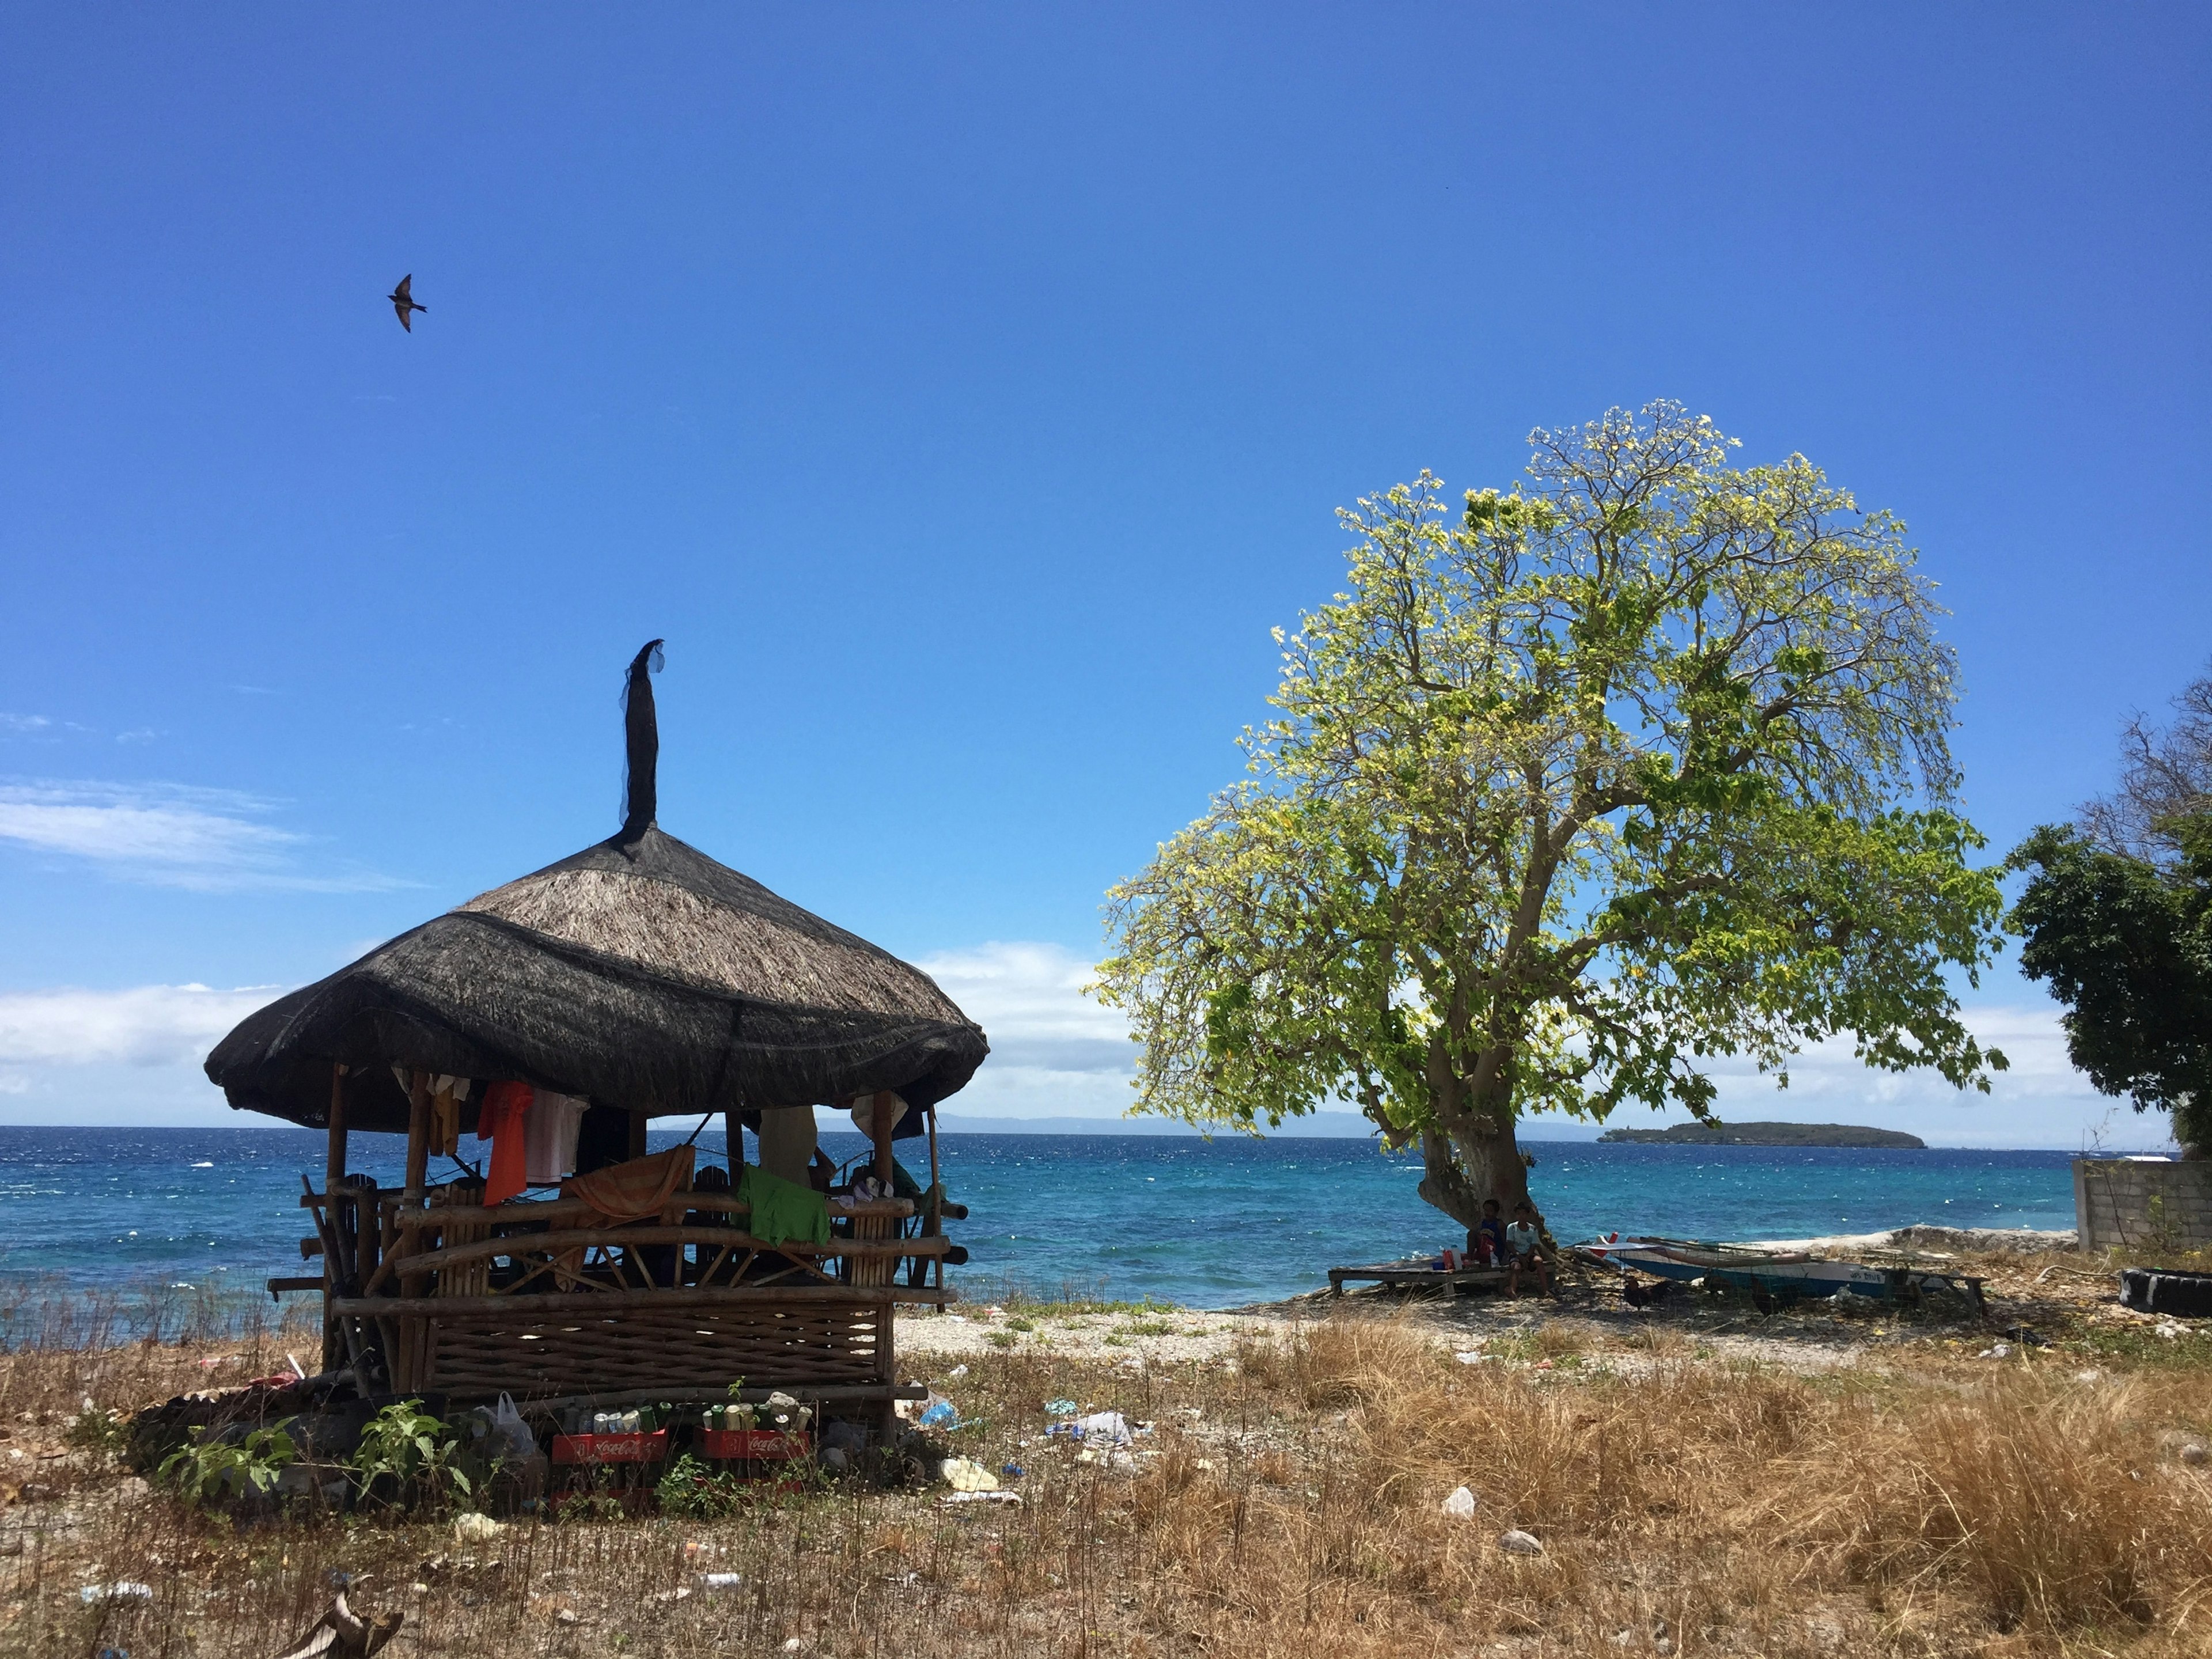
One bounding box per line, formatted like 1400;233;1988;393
0;1126;2083;1316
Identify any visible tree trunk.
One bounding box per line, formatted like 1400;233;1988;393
1416;1116;1532;1239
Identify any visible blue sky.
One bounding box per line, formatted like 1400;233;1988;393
2;6;2206;1143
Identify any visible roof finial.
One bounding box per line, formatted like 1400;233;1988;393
620;639;665;843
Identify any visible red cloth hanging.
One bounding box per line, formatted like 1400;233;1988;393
478;1080;533;1205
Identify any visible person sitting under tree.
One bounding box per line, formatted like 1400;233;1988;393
1504;1200;1552;1297
1471;1198;1509;1267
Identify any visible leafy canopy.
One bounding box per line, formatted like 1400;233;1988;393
1096;404;2006;1162
2009;671;2212;1147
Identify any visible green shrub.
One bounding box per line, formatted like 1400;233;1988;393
655;1452;741;1519
349;1400;472;1512
158;1420;298;1509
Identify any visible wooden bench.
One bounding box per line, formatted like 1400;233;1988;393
1328;1260;1514;1296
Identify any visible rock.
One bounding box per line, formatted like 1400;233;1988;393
2183;1443;2208;1467
1497;1529;1544;1555
1441;1486;1479;1520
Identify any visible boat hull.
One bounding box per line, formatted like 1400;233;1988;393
1575;1237;1953;1303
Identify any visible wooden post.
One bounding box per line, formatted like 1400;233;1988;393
926;1104;943;1293
404;1071;431;1208
871;1092;894;1185
628;1108;649;1162
325;1062;349;1194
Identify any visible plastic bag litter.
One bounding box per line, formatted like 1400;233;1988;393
488;1393;537;1464
1441;1486;1478;1519
1498;1529;1544;1555
942;1489;1023;1505
79;1584;152;1604
1043;1397;1078;1416
948;1364;969;1378
452;1512;505;1543
898;1391;955;1425
1050;1411;1131;1445
700;1573;744;1590
940;1456;998;1492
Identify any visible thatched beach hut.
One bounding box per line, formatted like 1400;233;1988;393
206;642;987;1421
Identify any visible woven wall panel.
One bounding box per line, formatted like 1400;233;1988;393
415;1301;887;1399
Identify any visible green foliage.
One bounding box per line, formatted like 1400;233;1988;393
158;1419;297;1509
2008;821;2212;1147
63;1402;130;1461
349;1399;472;1512
2010;669;2211;1147
1096;403;2008;1219
655;1452;743;1519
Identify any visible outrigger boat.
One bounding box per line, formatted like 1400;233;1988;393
1572;1235;1987;1314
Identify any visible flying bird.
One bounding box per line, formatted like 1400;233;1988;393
387;275;426;332
270;1592;404;1659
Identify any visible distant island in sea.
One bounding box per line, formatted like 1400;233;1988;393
1596;1121;1926;1149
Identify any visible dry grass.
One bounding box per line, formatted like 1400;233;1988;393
5;1283;2212;1658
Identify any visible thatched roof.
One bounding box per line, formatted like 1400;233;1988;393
204;643;988;1134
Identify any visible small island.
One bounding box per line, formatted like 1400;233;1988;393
1598;1121;1926;1148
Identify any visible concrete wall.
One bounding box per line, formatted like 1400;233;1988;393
2075;1157;2212;1253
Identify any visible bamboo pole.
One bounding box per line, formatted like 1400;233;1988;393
871;1091;894;1184
332;1283;953;1317
403;1070;431;1208
324;1062;349;1194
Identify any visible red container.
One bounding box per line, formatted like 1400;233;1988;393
698;1427;810;1462
551;1429;670;1465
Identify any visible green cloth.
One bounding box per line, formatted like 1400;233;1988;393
737;1162;831;1248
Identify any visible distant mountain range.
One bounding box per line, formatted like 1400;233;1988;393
1596;1121;1926;1148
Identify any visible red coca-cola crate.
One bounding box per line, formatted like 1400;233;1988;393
551;1429;670;1465
698;1427;810;1462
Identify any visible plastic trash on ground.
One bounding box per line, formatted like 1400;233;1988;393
1498;1528;1544;1555
941;1489;1024;1505
940;1456;998;1491
1043;1397;1079;1416
80;1584;153;1604
700;1573;743;1590
1441;1486;1478;1519
918;1397;961;1430
452;1512;504;1543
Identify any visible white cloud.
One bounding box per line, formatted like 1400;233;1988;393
916;941;1130;1074
908;946;2141;1147
0;983;285;1068
0;714;52;733
913;942;1138;1119
0;779;403;891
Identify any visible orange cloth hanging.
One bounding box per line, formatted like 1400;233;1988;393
478;1080;533;1205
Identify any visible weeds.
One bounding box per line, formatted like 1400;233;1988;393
6;1272;2212;1657
156;1419;297;1509
347;1398;475;1513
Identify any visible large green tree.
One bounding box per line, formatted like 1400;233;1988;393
2009;671;2212;1150
1094;404;2009;1230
